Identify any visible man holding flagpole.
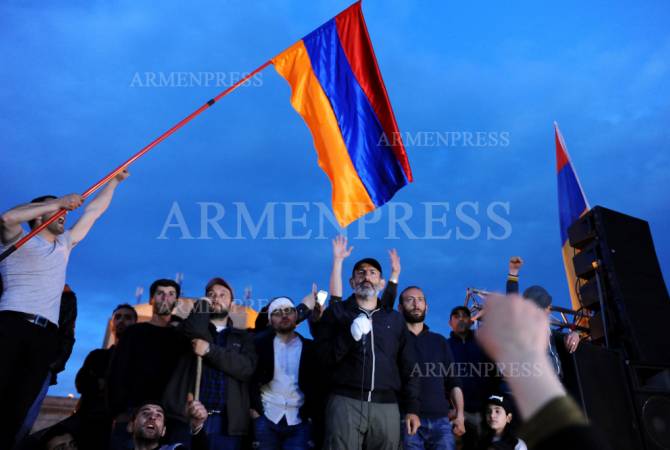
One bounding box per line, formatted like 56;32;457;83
0;169;129;449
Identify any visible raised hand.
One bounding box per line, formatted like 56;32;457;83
114;168;130;182
509;256;524;275
332;235;353;261
301;283;318;310
476;294;549;372
389;248;401;281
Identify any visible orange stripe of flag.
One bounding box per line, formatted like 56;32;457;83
273;41;375;226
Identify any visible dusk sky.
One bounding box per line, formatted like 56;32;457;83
2;1;669;397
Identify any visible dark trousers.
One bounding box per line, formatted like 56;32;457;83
0;312;58;449
253;415;312;450
72;411;113;450
459;412;482;450
15;372;51;447
204;412;242;450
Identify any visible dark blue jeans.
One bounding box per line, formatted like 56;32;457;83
203;412;242;450
402;416;455;450
252;415;312;450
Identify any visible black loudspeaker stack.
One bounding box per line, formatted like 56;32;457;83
563;206;670;449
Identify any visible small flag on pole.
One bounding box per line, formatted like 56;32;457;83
555;122;590;310
273;1;412;227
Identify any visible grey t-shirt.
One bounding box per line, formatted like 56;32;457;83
0;228;74;324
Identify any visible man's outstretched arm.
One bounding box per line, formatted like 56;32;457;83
0;194;82;244
70;169;129;245
506;256;523;294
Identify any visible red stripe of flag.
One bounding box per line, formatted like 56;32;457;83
335;2;413;182
555;130;570;173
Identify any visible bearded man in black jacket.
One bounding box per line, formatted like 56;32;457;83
315;257;421;450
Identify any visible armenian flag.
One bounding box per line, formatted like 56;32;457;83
555;122;590;310
272;1;412;227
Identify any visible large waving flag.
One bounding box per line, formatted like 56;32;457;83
555;122;590;310
272;1;413;227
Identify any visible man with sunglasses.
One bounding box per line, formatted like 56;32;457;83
250;295;322;450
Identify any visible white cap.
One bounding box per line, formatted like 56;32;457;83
268;297;295;316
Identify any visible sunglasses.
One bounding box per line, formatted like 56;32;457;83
270;307;297;317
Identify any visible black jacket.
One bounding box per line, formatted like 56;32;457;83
311;282;398;341
107;322;190;417
314;295;420;414
163;300;257;436
50;288;77;384
250;329;322;422
76;346;113;414
410;325;462;418
447;330;501;413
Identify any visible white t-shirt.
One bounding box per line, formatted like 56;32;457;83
0;229;73;324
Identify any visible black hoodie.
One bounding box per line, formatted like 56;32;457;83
314;294;420;414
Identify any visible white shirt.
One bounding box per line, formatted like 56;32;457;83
0;229;73;324
260;334;304;425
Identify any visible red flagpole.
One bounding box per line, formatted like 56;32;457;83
0;60;272;263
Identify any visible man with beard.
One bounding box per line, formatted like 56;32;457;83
316;257;421;450
398;286;465;450
163;277;257;450
73;303;138;449
0;170;129;448
107;279;191;450
250;295;321;450
127;398;208;450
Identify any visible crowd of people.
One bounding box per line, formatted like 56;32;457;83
0;186;609;450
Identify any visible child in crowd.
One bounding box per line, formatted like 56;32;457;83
478;394;527;450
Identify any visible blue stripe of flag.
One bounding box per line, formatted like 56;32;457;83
557;163;588;243
302;19;407;207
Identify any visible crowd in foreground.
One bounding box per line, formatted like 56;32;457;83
1;186;608;450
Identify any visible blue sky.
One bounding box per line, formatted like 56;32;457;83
1;0;669;397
